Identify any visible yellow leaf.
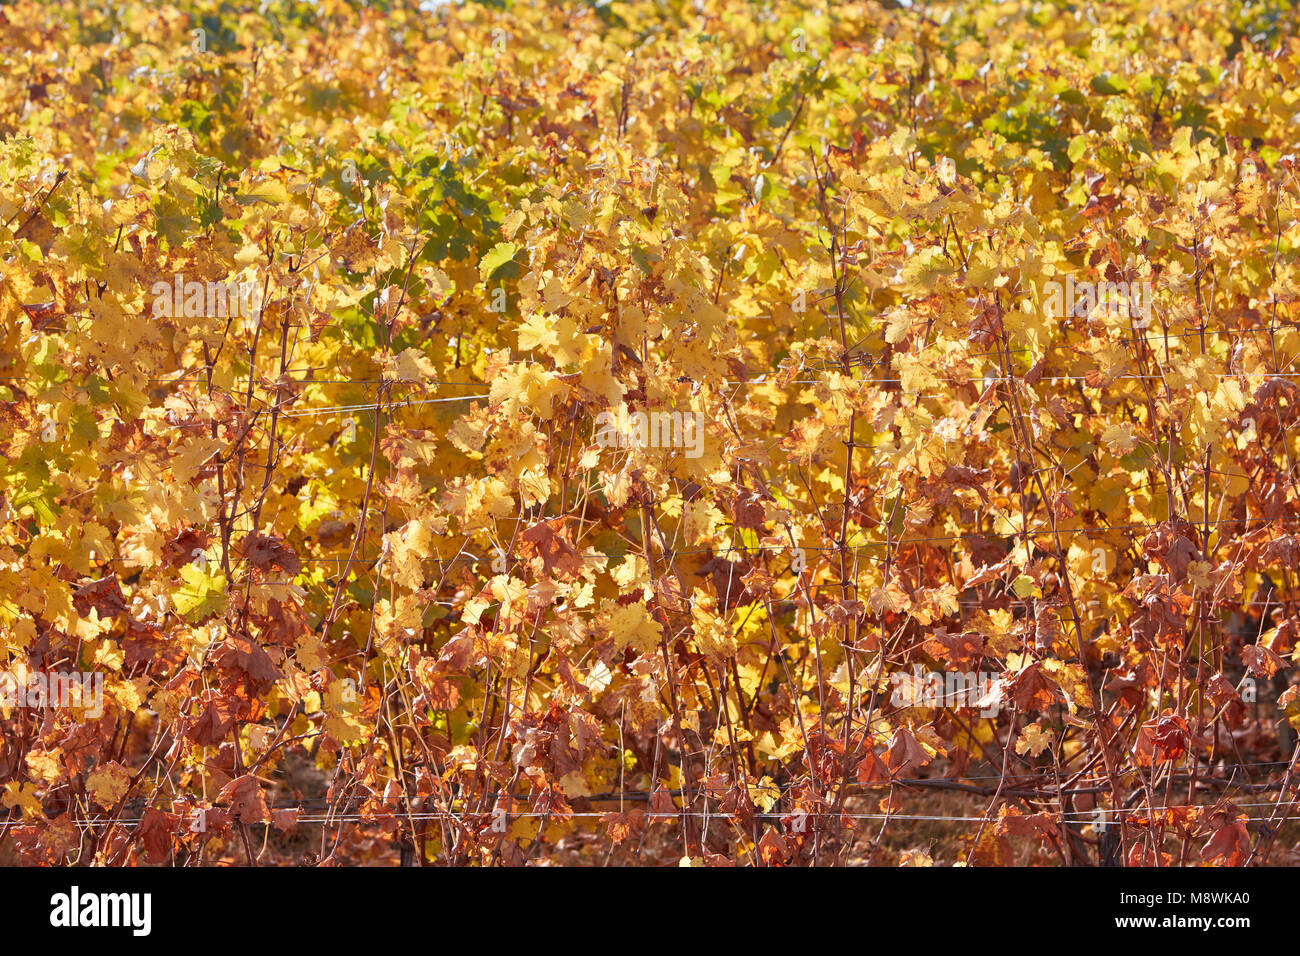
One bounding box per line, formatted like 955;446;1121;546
692;602;737;659
607;602;663;656
2;781;44;819
558;771;592;798
385;347;438;383
1015;723;1051;757
87;762;131;809
1100;422;1137;455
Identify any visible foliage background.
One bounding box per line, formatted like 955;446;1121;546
3;0;1300;865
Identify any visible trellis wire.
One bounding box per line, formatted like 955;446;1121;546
42;800;1300;829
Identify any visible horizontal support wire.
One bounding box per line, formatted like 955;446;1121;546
45;767;1300;830
209;513;1300;569
43;801;1300;829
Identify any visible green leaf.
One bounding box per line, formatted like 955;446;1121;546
236;180;289;206
1067;134;1087;164
478;241;519;283
1090;73;1129;95
173;563;228;622
12;483;59;527
1011;574;1040;599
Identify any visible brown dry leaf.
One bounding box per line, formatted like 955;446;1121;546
1242;642;1285;678
995;805;1056;841
1199;804;1251;866
856;748;891;785
214;634;282;690
217;774;269;824
241;533;301;575
189;692;239;746
520;518;584;578
137;807;178;863
271;808;299;831
73;576;128;619
922;627;986;668
1008;662;1064;713
757;827;790;866
884;728;932;775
